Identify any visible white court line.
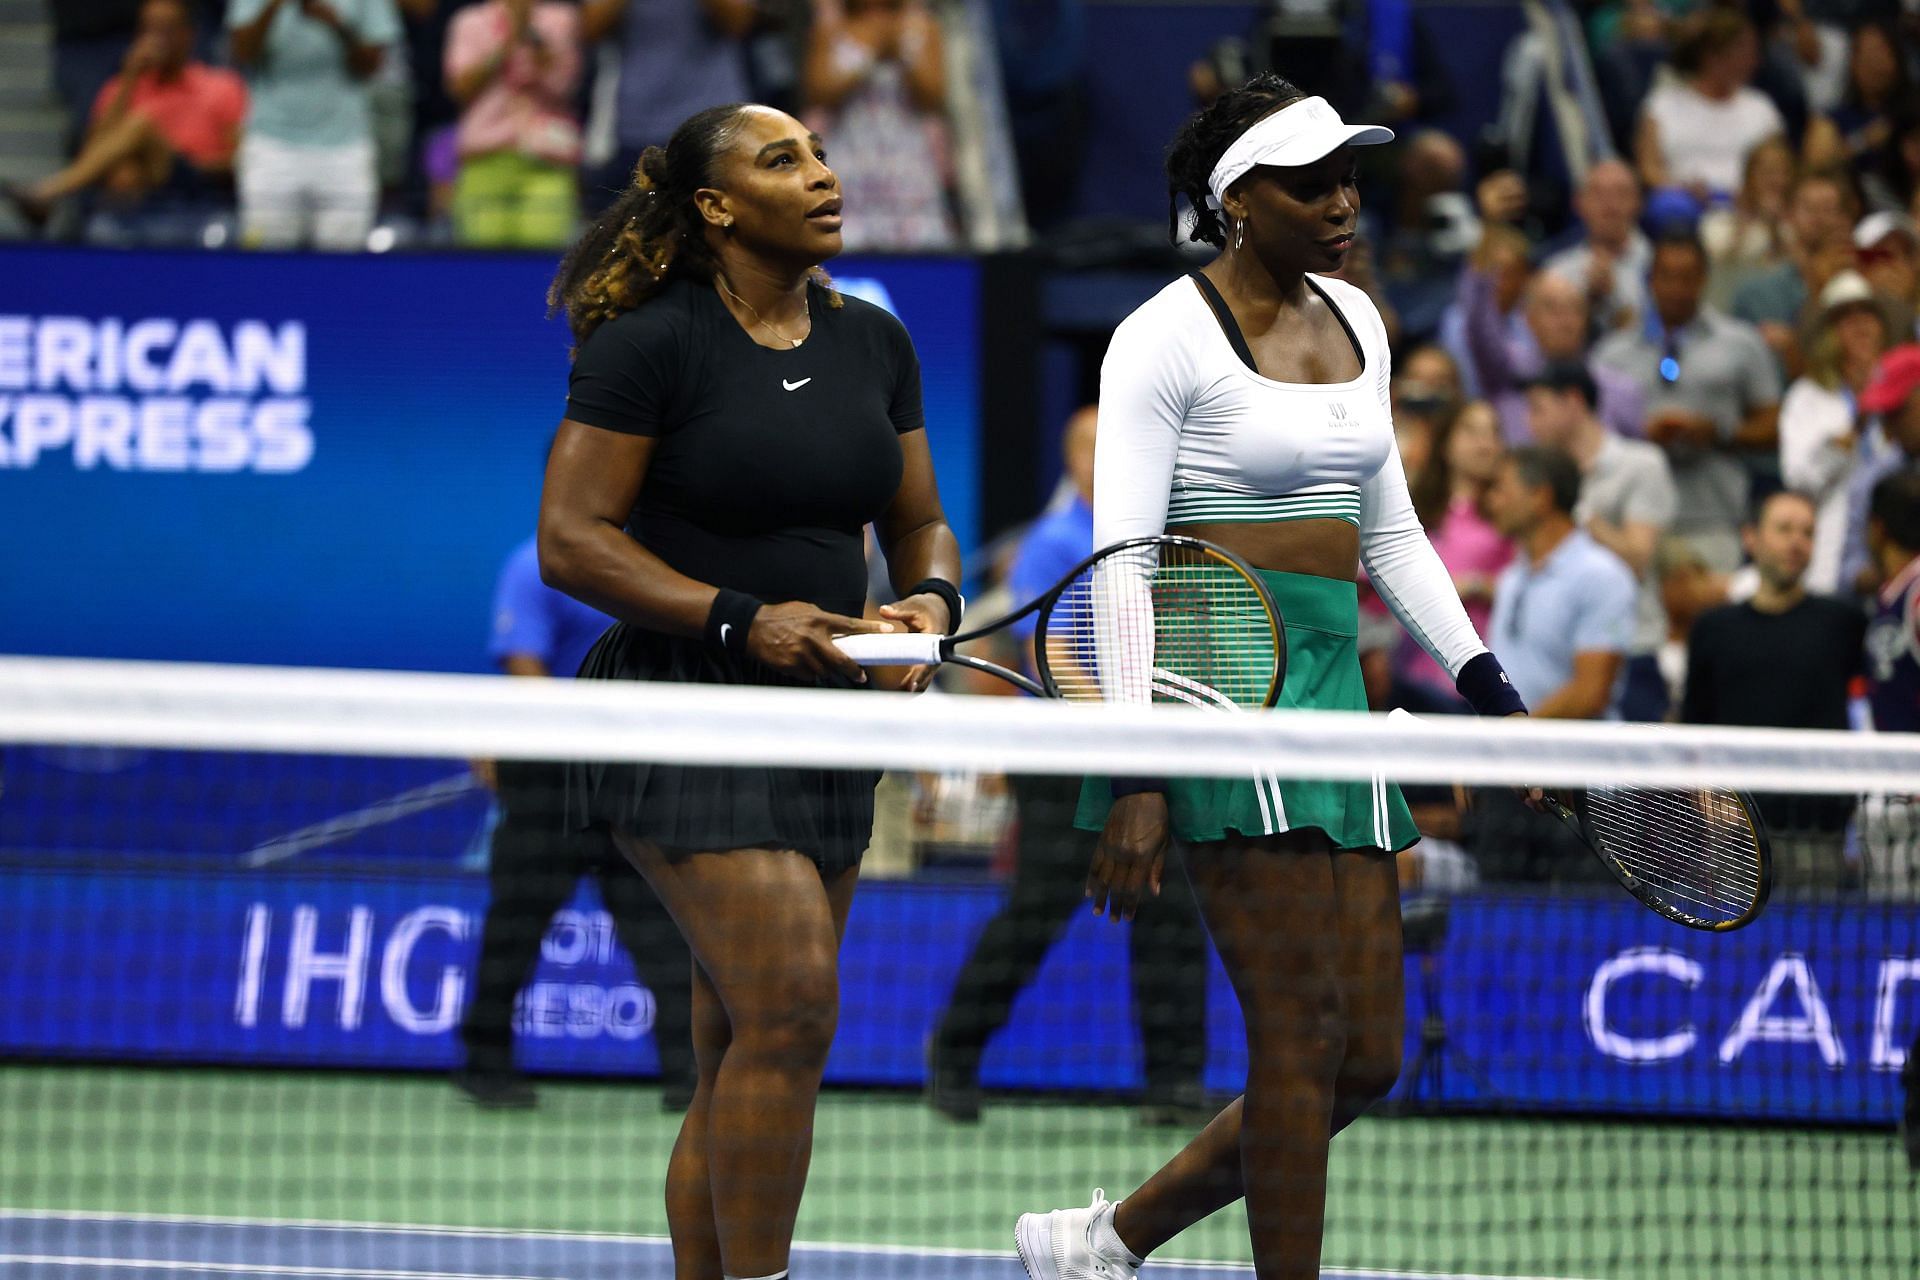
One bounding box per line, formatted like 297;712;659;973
0;1257;559;1280
0;1209;660;1247
0;1209;1592;1280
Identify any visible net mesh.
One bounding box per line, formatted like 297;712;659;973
3;657;1919;1280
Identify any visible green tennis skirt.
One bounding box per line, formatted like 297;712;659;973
1075;568;1419;853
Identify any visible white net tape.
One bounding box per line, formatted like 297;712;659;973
3;655;1917;794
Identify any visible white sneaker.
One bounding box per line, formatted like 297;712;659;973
1015;1188;1140;1280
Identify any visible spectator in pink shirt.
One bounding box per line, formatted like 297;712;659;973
5;0;245;232
1397;398;1512;709
445;0;584;247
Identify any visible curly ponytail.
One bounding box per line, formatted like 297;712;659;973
553;102;842;350
1164;73;1309;248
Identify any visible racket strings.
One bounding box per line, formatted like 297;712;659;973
1583;786;1765;923
1042;543;1279;710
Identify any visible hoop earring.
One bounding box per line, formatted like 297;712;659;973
1232;218;1245;252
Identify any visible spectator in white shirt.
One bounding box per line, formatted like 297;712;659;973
1779;269;1901;594
1636;9;1787;207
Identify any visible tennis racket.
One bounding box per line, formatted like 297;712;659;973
836;535;1285;709
1388;708;1772;931
1542;786;1772;931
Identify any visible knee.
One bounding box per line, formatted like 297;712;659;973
731;969;839;1070
1336;1032;1403;1109
1243;986;1346;1086
102;160;146;196
691;1022;729;1083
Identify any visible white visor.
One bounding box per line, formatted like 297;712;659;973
1207;96;1394;207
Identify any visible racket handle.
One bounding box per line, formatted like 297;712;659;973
833;633;945;665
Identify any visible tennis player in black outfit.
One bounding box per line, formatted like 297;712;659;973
539;103;961;1280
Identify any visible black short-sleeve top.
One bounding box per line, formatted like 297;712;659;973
565;275;924;618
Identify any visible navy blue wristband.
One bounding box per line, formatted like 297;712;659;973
1111;777;1169;798
905;578;963;633
705;588;762;661
1456;652;1527;717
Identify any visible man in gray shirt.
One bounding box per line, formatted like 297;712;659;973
1593;230;1781;572
1526;359;1678;718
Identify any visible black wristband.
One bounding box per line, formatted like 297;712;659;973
1111;777;1169;798
905;578;963;633
705;588;762;661
1456;651;1527;717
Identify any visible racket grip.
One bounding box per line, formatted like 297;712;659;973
832;633;945;665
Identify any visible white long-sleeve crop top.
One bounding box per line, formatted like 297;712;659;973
1094;272;1489;681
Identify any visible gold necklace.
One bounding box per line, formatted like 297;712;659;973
719;276;809;348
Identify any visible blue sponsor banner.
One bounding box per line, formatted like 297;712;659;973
1424;896;1917;1121
0;863;1913;1123
0;247;980;672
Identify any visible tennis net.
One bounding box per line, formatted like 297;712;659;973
2;655;1918;1280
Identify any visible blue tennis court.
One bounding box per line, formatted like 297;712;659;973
0;1211;1594;1280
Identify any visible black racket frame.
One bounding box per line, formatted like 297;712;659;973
922;535;1286;706
1544;788;1774;931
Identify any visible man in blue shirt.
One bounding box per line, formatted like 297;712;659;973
1485;446;1639;718
1471;446;1639;881
928;409;1210;1125
455;535;695;1110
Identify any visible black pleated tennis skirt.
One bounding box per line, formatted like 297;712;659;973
567;622;879;876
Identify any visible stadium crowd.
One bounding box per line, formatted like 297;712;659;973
1326;3;1920;898
18;0;959;249
14;0;1920;892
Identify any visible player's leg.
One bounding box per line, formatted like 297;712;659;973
614;831;851;1280
661;957;729;1280
1904;1022;1920;1171
1128;841;1209;1122
931;772;1088;1112
596;845;698;1108
1096;841;1400;1267
1122;830;1346;1279
1326;847;1405;1130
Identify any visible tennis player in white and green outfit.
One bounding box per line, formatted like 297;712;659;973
1018;74;1529;1280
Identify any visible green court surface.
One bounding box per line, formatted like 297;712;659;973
2;1064;1914;1279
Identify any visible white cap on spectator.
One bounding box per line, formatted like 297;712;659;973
1819;269;1877;317
1855;211;1919;251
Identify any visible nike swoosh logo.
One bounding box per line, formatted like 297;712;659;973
783;378;812;391
719;623;732;645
